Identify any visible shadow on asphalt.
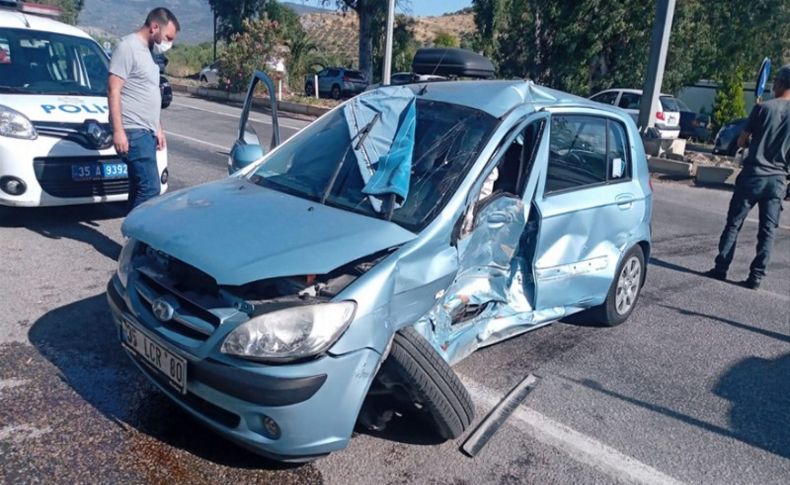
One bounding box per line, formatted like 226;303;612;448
27;293;307;471
0;204;125;261
659;304;790;344
561;353;790;459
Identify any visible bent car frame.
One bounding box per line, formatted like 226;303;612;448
107;68;652;462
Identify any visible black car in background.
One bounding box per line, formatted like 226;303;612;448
674;98;710;142
712;118;748;156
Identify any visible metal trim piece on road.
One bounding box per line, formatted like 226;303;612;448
462;374;539;457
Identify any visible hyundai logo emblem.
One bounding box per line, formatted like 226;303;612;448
151;297;176;322
83;120;111;149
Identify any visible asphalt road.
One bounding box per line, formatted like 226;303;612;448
1;94;788;485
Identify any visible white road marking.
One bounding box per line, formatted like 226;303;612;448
0;424;52;443
164;131;228;151
461;377;686;485
171;99;308;131
0;378;28;391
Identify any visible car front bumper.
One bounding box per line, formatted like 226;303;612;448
106;275;382;461
0;135;167;207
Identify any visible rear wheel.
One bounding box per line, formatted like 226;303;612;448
375;327;475;440
200;75;207;83
331;84;341;100
305;82;314;96
589;245;645;326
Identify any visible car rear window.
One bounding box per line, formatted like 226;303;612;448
345;70;366;80
660;96;680;112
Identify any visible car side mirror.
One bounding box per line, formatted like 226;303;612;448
230;143;265;174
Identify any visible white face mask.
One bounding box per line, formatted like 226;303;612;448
152;40;172;55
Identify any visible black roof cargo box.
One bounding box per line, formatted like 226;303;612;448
411;48;495;79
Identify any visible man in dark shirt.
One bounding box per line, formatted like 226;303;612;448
706;64;790;289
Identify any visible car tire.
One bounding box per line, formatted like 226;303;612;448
200;75;207;83
331;84;341;100
305;83;314;96
727;141;739;157
589;245;645;327
381;326;475;440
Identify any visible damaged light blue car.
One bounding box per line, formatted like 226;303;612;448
107;67;652;462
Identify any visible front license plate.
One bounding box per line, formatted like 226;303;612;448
71;162;127;181
121;318;187;394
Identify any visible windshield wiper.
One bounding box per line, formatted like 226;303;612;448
0;86;33;94
321;112;382;204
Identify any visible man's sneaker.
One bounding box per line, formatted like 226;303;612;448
704;268;727;281
742;277;761;290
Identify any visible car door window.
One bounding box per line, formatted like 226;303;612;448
591;91;618;105
607;120;631;181
618;92;641;109
546;115;607;193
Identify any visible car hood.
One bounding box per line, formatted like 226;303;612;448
1;94;108;123
122;177;418;285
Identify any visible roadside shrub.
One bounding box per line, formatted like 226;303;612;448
711;72;747;135
166;43;218;79
218;17;286;93
433;30;459;48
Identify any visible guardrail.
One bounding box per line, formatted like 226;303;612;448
170;83;330;118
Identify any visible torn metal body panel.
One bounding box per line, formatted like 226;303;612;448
109;78;652;461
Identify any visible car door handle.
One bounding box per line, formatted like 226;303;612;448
615;193;635;209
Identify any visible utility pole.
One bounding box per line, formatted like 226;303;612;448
213;11;217;62
382;0;395;85
638;0;676;134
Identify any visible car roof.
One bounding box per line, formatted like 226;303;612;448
412;80;619;119
0;9;93;39
593;88;673;97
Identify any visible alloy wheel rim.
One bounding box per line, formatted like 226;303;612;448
615;256;641;315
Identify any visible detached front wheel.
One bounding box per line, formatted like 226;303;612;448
379;327;475;440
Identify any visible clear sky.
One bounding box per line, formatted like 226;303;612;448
297;1;473;17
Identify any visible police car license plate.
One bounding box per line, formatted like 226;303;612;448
71;162;127;181
121;317;187;394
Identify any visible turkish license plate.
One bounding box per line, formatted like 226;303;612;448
121;317;187;394
71;161;127;181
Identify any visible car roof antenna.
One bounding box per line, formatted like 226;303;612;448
418;84;428;95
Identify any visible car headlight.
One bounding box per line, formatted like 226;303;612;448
0;105;37;140
221;301;357;362
116;238;137;288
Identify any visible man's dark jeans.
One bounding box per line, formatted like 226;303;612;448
125;128;160;210
714;173;785;280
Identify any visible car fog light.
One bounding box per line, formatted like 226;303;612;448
261;415;281;440
160;168;169;184
0;176;26;196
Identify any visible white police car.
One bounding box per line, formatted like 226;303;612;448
0;0;167;207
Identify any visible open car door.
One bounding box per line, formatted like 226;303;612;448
228;70;280;173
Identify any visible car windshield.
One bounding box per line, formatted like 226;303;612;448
0;28;108;96
247;99;497;231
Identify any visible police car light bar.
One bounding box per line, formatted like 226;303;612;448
20;1;62;17
0;1;62;17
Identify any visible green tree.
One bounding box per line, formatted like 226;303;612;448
471;0;509;58
488;0;788;98
321;1;397;81
711;72;747;135
218;17;285;93
286;35;323;92
39;0;84;25
264;1;303;42
371;14;417;80
433;30;459;48
208;0;270;42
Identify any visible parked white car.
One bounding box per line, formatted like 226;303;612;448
199;62;219;85
589;88;680;139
